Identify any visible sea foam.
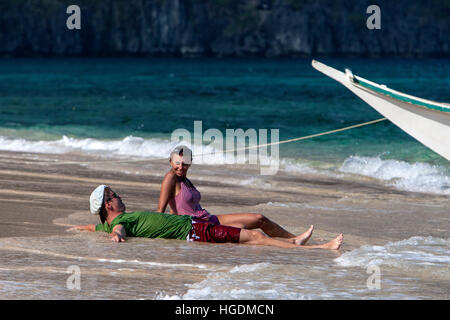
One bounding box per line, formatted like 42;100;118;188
335;236;450;281
0;135;173;158
340;156;450;195
155;263;315;300
0;135;229;163
1;135;449;195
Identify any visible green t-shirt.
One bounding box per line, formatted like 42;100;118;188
95;211;193;240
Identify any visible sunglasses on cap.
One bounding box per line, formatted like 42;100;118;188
105;192;119;202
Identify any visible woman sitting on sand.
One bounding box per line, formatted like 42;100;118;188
156;145;314;245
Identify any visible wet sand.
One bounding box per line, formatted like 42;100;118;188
0;150;449;299
1;150;447;245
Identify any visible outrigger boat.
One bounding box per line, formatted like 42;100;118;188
312;60;450;161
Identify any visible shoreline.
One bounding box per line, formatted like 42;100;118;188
1;149;448;245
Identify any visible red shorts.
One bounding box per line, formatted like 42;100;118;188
189;219;241;243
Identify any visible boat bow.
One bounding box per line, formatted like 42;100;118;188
312;60;450;161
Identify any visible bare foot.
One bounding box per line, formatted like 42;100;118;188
294;225;314;245
321;234;343;250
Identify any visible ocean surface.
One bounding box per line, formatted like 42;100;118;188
0;57;449;194
0;57;449;300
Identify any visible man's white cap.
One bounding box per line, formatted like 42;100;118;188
90;185;108;214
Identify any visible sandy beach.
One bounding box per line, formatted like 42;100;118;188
1;150;448;242
0;149;448;299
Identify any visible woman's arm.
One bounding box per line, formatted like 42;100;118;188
156;172;177;214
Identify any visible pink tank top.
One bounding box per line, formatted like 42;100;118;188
174;179;211;221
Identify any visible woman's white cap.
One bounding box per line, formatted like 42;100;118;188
90;185;108;214
170;145;192;163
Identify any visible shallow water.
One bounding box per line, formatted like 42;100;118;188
1;232;448;299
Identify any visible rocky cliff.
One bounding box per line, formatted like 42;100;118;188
0;0;449;57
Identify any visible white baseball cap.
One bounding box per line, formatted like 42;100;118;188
89;185;108;214
170;145;192;164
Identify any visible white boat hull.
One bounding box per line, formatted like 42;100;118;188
312;60;450;161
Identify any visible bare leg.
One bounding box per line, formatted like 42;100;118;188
216;213;297;238
270;225;314;245
293;225;314;245
239;229;343;250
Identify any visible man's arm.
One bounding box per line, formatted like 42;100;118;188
68;224;96;232
111;224;126;243
68;224;126;242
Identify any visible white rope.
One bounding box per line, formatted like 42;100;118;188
198;117;387;156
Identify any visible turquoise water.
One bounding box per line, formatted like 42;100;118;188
0;57;449;166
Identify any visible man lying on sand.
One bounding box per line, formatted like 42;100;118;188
69;185;343;250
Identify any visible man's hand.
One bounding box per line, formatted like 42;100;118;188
111;231;126;243
111;224;126;243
